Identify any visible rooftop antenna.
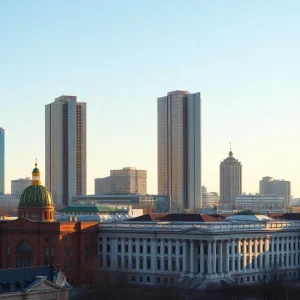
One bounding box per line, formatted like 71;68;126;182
230;141;232;151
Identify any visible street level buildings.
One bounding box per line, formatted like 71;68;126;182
45;95;87;206
98;211;300;288
0;128;4;195
11;177;31;196
157;90;201;210
220;150;242;209
260;176;291;208
235;194;285;213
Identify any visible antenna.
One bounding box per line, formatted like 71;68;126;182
229;141;232;151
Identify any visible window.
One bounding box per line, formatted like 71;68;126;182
17;242;33;268
45;248;49;256
147;276;150;282
125;245;128;252
172;246;176;254
164;246;168;254
6;259;10;268
132;276;135;282
132;246;136;253
64;247;68;257
140;246;143;253
147;258;151;270
118;245;121;253
147;246;151;253
157;258;161;270
70;260;74;270
107;245;110;252
107;256;110;268
64;260;67;271
156;277;160;283
140;276;143;282
51;248;55;256
6;246;10;255
164;259;168;271
157;246;160;253
140;257;143;269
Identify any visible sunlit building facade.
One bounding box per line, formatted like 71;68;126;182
157;91;201;210
0;128;4;195
45;96;87;206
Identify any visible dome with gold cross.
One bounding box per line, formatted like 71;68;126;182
18;162;55;221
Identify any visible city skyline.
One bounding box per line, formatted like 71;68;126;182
1;1;300;197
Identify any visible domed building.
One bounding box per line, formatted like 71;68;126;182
18;163;54;221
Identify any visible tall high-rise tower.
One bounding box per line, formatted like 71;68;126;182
45;96;86;206
157;90;201;211
220;149;242;209
0;128;4;195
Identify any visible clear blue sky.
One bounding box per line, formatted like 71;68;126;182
1;0;300;197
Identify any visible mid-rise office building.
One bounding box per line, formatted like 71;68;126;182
45;95;87;206
157;91;201;210
259;176;291;208
95;177;111;194
220;150;242;209
0;128;4;195
235;194;285;212
202;192;219;208
11;177;31;196
110;167;147;195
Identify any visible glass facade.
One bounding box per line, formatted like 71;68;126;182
0;128;4;195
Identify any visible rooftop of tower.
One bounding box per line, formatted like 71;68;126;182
167;90;189;96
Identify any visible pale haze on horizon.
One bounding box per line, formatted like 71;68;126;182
1;1;300;197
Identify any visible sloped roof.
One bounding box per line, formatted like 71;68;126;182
58;204;127;213
128;213;226;222
226;210;273;222
0;265;55;283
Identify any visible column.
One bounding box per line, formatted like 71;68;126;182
249;239;252;271
237;239;241;272
143;239;147;272
168;239;172;272
128;238;133;268
254;239;258;270
286;238;289;267
190;240;195;274
281;237;285;267
219;241;223;274
265;237;270;269
111;238;118;270
207;241;212;276
200;241;204;275
259;238;263;269
102;237;107;268
183;240;188;273
151;238;156;272
136;239;140;270
212;241;217;274
231;239;235;272
225;240;229;273
243;239;246;271
121;238;125;268
160;239;164;261
176;240;180;272
271;237;275;267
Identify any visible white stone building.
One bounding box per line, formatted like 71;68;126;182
98;212;300;288
11;177;31;196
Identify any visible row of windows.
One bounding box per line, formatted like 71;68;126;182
131;275;176;284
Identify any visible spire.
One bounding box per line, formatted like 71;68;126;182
229;142;233;157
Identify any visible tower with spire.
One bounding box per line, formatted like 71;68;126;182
220;144;242;210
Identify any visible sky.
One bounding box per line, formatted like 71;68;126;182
1;0;300;197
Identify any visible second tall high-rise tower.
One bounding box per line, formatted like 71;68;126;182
45;96;86;206
157;90;202;211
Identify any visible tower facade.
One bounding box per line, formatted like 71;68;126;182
220;150;242;209
0;128;4;195
45;96;86;206
157;90;201;211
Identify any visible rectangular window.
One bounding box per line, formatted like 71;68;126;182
125;245;128;252
132;245;136;253
45;248;49;256
64;260;67;271
70;260;74;270
64;247;68;257
6;246;10;255
172;246;176;254
157;246;160;254
51;248;55;256
164;246;168;254
118;245;121;252
147;246;151;253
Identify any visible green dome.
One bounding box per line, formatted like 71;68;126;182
19;185;54;208
32;167;40;173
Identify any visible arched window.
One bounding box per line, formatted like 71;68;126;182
17;242;33;268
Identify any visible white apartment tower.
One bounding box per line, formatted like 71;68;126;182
45;95;86;206
157;90;202;211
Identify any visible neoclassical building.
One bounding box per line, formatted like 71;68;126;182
98;211;300;288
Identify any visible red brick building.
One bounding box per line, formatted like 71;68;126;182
0;164;98;285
